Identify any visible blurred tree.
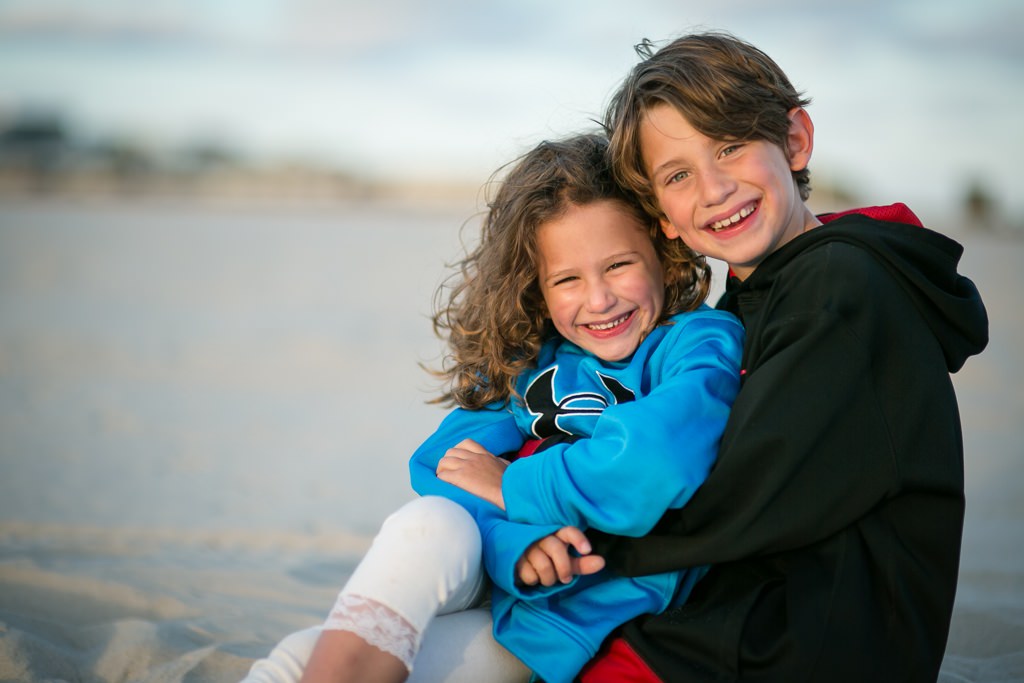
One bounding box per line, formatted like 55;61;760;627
962;180;998;232
0;113;70;192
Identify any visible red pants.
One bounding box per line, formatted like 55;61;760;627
577;636;662;682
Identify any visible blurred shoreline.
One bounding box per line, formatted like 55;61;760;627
0;166;485;211
1;168;1019;242
4;113;1020;238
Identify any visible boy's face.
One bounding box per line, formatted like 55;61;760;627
639;104;817;279
537;199;664;362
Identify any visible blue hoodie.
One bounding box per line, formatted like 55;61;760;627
409;305;743;683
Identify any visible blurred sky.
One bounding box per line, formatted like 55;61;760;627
1;0;1022;223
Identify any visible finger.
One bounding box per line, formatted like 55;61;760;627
554;526;592;556
516;558;540;586
436;448;473;474
435;454;457;475
442;446;473;461
454;438;488;455
526;547;559;587
538;536;574;584
571;554;606;577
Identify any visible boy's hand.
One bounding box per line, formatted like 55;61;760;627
436;438;509;509
516;526;606;587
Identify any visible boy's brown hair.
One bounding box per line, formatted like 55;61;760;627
605;31;813;220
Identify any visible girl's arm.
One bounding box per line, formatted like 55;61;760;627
408;404;525;519
410;406;607;596
501;312;744;536
410;407;570;593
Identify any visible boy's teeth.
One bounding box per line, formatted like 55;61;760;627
588;314;628;331
710;204;755;231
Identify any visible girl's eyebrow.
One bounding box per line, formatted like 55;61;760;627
607;249;642;260
543;250;642;283
543;267;575;283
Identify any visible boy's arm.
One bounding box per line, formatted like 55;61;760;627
591;248;938;575
501;313;744;536
592;307;894;573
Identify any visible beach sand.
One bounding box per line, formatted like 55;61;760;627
0;198;1020;682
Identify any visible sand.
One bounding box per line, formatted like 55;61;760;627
0;198;1020;682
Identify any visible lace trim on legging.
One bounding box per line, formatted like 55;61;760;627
323;593;419;671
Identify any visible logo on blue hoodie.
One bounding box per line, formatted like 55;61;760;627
523;366;635;438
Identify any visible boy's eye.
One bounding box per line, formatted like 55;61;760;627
721;143;743;157
667;170;690;184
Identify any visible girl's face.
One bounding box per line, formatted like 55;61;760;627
537;200;665;362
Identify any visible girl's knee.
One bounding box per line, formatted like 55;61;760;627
342;497;486;628
381;496;480;556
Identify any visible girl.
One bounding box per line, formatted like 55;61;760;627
243;133;743;683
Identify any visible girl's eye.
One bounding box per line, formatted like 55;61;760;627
667;170;689;184
552;275;577;286
608;260;632;271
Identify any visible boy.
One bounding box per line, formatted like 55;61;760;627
583;31;989;682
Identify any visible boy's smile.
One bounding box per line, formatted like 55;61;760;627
639;104;820;279
537;200;664;362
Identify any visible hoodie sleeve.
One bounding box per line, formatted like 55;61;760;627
479;513;569;596
409;406;584;597
501;312;743;536
408;405;526;522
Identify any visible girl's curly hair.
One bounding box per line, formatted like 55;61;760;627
430;132;710;410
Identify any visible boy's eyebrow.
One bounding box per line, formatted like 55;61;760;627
650;158;683;178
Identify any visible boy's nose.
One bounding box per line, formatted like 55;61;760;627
699;167;736;206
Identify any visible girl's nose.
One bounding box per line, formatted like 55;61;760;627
587;280;616;312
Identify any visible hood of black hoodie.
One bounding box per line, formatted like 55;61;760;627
724;213;989;373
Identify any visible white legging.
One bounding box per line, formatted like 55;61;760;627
242;496;531;683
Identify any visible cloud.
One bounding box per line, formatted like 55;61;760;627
904;3;1024;65
0;2;201;45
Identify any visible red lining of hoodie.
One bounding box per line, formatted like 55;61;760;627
725;202;923;279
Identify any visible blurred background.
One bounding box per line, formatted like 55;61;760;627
1;0;1022;229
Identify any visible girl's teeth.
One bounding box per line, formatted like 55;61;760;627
589;314;628;331
710;204;755;231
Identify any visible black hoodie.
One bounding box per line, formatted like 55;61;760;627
589;209;989;682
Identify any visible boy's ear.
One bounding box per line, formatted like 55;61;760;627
786;107;814;172
659;216;681;239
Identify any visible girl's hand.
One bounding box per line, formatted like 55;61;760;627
436;439;509;509
516;526;606;587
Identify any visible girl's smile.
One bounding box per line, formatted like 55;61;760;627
583;310;636;333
